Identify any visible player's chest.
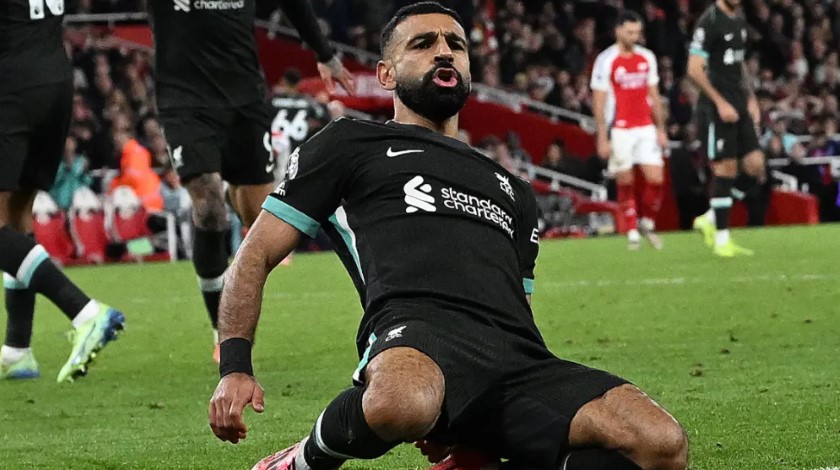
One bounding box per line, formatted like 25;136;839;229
611;58;649;90
716;24;748;52
348;139;521;224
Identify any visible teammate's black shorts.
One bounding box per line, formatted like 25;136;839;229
697;105;761;161
158;101;276;186
353;308;629;468
0;80;73;192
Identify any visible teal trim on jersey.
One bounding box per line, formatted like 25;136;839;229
328;209;365;284
262;197;320;238
20;250;49;288
523;278;535;294
708;122;717;160
352;333;377;383
689;48;709;59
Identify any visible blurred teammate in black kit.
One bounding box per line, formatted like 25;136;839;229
0;0;125;383
147;0;354;361
208;4;688;470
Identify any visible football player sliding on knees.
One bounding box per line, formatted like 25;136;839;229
209;3;688;470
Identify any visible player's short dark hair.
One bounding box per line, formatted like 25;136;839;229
616;10;643;27
283;67;302;86
380;2;463;57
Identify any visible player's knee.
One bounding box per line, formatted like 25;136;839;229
655;422;688;470
634;420;688;470
711;159;738;178
186;174;228;231
743;151;766;179
644;169;664;185
363;385;441;442
615;171;634;186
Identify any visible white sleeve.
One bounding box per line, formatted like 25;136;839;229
590;51;612;92
644;50;660;87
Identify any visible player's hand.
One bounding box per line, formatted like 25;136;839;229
597;135;611;160
414;440;453;464
748;98;761;125
317;56;356;96
208;373;265;444
656;128;668;153
716;100;739;123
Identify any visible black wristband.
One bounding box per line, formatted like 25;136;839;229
219;338;253;378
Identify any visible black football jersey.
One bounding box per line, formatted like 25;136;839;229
147;0;266;109
690;4;750;110
0;0;71;92
262;119;542;347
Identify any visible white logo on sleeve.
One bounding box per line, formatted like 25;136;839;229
170;145;184;169
387;147;425;157
263;132;275;173
724;33;734;41
404;176;436;213
496;173;515;201
287;147;300;180
385;326;406;342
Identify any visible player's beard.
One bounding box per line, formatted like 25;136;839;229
396;64;471;122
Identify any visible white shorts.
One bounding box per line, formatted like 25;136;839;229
609;125;663;174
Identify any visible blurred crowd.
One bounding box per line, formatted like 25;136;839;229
60;0;840;225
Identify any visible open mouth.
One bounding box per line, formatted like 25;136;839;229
432;68;459;88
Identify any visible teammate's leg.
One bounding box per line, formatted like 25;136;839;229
185;173;230;354
0;188;125;382
563;384;687;470
253;347;445;470
734;149;766;198
1;192;39;379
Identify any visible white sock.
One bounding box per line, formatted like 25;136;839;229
72;300;101;329
213;329;219;344
628;229;640;242
293;437;312;470
716;229;730;247
1;345;30;364
704;208;716;223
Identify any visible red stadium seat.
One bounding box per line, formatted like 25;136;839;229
111;186;152;242
68;188;109;264
31;192;76;266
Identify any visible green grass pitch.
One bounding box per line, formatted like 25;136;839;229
1;225;839;469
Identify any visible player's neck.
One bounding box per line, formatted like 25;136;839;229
617;43;635;55
393;106;460;138
716;0;737;16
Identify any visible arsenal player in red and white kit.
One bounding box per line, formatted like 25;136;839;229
591;11;667;250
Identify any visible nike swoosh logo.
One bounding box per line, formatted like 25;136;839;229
387;147;424;157
266;162;275;173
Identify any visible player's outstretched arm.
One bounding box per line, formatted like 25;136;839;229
280;0;356;94
209;212;301;444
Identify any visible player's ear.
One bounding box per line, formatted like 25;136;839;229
377;60;397;91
